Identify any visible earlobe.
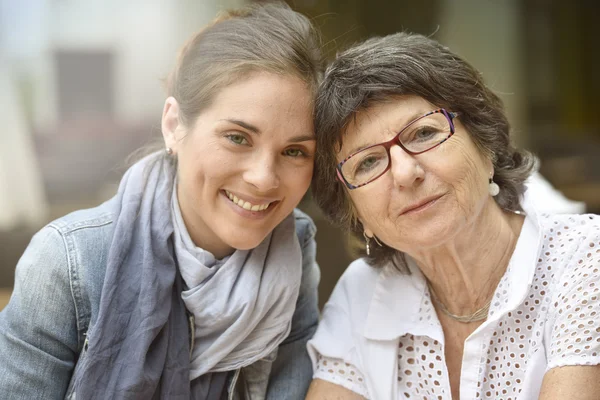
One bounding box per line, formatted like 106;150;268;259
161;97;181;152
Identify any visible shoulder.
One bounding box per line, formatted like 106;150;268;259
292;209;320;298
331;258;382;304
537;212;600;238
541;213;600;370
293;208;316;246
47;200;116;237
23;200;116;264
40;201;117;323
534;213;600;292
538;213;600;320
41;201;116;273
10;201;118;351
536;213;600;260
319;258;384;333
307;259;382;366
342;258;382;283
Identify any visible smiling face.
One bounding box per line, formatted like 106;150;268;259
162;71;315;258
339;95;494;253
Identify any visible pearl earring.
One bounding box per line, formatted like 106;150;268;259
489;176;500;196
363;231;371;256
165;147;173;155
363;231;383;256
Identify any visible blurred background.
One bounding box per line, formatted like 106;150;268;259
1;0;599;311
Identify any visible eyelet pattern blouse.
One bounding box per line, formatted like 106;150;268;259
310;212;600;399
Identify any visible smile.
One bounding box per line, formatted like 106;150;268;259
399;194;445;215
224;190;274;212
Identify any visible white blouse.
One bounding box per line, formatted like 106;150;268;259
308;202;600;400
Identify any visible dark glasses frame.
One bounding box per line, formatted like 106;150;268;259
336;108;458;189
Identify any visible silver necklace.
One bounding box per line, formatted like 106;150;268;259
427;284;492;323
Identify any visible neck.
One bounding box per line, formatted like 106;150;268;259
410;199;524;316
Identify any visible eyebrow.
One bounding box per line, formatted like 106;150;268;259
222;119;260;134
222;118;315;143
288;134;316;143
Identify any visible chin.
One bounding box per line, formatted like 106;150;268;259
397;220;459;249
224;231;270;251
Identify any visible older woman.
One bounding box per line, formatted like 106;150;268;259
306;32;600;400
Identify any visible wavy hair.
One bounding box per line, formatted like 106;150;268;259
312;32;536;270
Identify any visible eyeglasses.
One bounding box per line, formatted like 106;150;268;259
336;108;457;189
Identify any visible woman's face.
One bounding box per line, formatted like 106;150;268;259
162;72;315;258
338;95;493;253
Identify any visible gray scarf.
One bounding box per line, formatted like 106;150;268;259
171;182;302;379
71;153;302;399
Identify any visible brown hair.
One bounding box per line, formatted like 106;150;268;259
312;32;536;270
130;2;323;172
166;2;323;128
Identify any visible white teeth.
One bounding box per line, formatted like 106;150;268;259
225;191;272;212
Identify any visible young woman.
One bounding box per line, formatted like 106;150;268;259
0;3;323;399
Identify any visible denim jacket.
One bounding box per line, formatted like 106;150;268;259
0;202;320;400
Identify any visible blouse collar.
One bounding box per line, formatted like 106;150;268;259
362;196;543;343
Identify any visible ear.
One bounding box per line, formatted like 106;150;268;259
161;97;182;154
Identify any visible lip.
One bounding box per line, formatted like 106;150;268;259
221;190;280;219
223;190;280;206
399;194;445;216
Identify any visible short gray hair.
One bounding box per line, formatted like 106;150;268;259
312;32;536;270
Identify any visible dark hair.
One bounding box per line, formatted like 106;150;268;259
166;2;323;128
312;32;536;270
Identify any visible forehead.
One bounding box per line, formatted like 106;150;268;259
196;71;314;134
338;95;437;157
212;71;311;111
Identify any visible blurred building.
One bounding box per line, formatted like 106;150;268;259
0;62;47;230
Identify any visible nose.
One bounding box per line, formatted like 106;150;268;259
389;145;424;188
243;154;280;192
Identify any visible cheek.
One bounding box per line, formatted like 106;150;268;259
183;140;234;180
179;154;204;180
442;145;489;213
349;188;387;224
177;154;218;201
287;164;313;197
